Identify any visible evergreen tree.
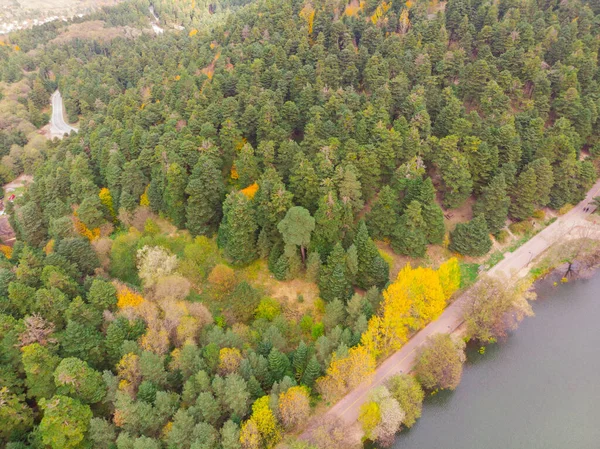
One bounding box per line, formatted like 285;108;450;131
16;202;47;247
392;201;428;258
165;163;188;228
366;185;398;240
289;153;320;213
218;192;258;266
417;178;445;244
449;214;492;257
353;221;389;290
318;243;353;302
436;136;473;209
186;155;224;236
510;167;537;221
473;174;510;233
527;158;554;207
311;192;344;257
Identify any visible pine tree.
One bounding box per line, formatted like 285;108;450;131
186;155;225;236
318;243;353;302
165;163;188;228
300;356;321;387
148;165;166;214
436;136;473;209
510;167;537;221
366;185;398;240
268;349;290;382
473;174;510;233
354;221;389;290
311;192;344;257
417;178;445;244
293;342;309;382
527;158;554;207
289;153;320;213
218;192;258;266
392;201;428;258
449;214;492;257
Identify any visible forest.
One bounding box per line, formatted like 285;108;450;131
1;0;600;447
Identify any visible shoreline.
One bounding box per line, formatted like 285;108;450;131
294;231;600;448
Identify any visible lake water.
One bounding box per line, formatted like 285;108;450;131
392;273;600;449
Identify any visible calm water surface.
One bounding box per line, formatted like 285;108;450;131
393;274;600;449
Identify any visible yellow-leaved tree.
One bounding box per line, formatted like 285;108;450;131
316;345;375;402
396;264;446;329
240;396;280;449
437;257;461;299
99;187;116;219
361;283;413;359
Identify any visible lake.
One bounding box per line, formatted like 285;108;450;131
392;273;600;449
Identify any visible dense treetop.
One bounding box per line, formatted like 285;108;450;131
1;0;600;446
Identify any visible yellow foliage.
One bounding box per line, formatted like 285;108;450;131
437;257;461;298
218;347;243;374
235;137;248;151
14;45;20;51
240;396;281;448
405;0;414;8
140;185;150;207
362;260;461;360
344;0;364;17
359;401;381;439
361;280;412;358
240;182;259;199
116;285;145;309
399;8;411;34
189;29;198;37
371;1;391;25
210;42;216;49
0;244;13;259
230;164;239;180
299;3;316;34
278;386;310;429
316;345;376;402
73;213;100;241
162;421;173;438
43;240;54;256
396;264;447;328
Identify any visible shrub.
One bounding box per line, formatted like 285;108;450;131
558;204;573;215
494;230;509;244
255;298;281;321
207;264;236;299
508;221;533;235
532;209;545;220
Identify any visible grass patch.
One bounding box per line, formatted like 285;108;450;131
378;248;395;268
459;262;479;288
485;251;504;268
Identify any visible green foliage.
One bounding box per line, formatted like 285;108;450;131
218;192;258;266
38;395;92;449
473;174;510;233
392;200;428;258
53;357;105;404
450;215;492;257
387;374;424;428
318;243;353;302
354;221;389;290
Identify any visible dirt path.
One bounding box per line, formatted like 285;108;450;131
0;174;33;245
299;179;600;442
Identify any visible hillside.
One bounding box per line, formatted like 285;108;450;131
1;0;600;448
